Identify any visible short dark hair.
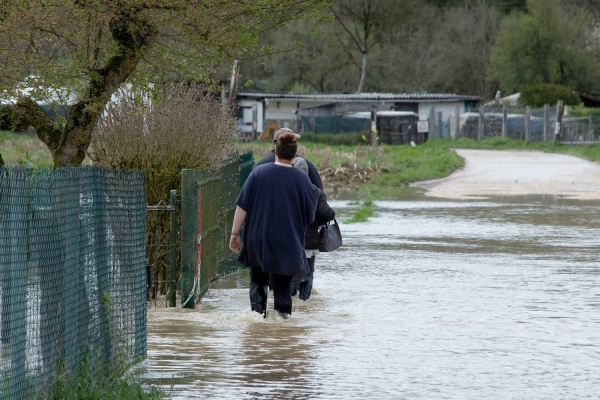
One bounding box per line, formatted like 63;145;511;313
275;132;297;160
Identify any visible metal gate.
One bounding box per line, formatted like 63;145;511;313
146;189;178;308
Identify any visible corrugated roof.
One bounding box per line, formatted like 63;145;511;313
235;91;482;101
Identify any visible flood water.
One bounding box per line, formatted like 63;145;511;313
145;190;600;399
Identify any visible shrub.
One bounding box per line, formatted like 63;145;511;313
520;83;581;108
90;85;236;204
89;85;236;297
568;103;600;117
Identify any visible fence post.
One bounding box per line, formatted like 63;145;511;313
589;115;593;142
555;100;564;145
180;169;197;309
370;105;378;146
502;105;507;137
543;104;549;142
455;103;460;139
438;111;443;139
478;105;484;140
169;189;177;307
429;107;436;140
525;106;531;141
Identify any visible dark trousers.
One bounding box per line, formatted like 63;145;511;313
291;256;315;300
249;266;293;315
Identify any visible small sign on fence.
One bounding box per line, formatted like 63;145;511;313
417;120;429;133
554;122;561;136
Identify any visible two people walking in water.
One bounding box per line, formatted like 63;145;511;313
229;128;335;317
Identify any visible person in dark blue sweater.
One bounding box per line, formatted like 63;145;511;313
255;128;324;190
229;131;317;318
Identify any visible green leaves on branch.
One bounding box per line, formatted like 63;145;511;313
488;0;600;95
520;83;581;108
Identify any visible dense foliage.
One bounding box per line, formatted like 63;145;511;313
242;0;600;101
520;84;581;108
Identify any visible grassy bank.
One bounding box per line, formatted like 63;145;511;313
237;140;465;198
0;130;53;167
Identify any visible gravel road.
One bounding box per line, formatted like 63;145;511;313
417;149;600;200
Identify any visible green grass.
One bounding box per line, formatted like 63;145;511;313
432;137;600;163
236;141;465;199
345;199;375;223
1;130;54;167
366;141;464;197
35;352;170;400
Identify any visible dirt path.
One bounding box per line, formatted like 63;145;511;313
416;149;600;200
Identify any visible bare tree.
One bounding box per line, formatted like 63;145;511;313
332;0;388;93
426;0;501;97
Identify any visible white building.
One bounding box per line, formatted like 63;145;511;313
230;92;482;135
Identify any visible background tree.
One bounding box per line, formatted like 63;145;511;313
426;0;501;97
488;0;600;94
331;0;390;93
0;0;329;167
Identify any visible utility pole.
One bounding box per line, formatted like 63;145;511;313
226;59;240;112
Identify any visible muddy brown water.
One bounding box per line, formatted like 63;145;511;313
145;190;600;399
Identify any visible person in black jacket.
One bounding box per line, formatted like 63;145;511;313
290;157;335;300
256;128;324;190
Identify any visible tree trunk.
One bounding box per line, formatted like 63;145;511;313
0;11;155;168
357;52;367;94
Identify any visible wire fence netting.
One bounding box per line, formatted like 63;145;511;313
436;106;600;143
0;167;147;400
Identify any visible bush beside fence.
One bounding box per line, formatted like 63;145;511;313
0;167;147;400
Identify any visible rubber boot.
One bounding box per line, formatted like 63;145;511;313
272;274;293;318
298;273;313;301
249;281;268;317
299;256;315;301
290;275;300;296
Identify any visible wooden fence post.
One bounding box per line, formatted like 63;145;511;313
543;104;548;142
455;103;460;139
429;107;436;140
555;100;564;145
502;105;507;137
478;105;484;140
370;105;378;146
438;111;443;139
525;106;531;141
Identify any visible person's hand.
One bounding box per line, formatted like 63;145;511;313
229;234;241;254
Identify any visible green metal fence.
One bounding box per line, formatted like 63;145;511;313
0;167;147;400
180;152;254;308
146;190;178;308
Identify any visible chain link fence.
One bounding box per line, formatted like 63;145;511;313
0;167;147;400
427;105;600;144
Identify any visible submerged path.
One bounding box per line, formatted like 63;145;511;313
417;149;600;200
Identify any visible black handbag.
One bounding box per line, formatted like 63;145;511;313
319;218;342;252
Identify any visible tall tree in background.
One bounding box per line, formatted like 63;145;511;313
332;0;390;93
0;0;328;167
488;0;600;94
426;0;501;97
